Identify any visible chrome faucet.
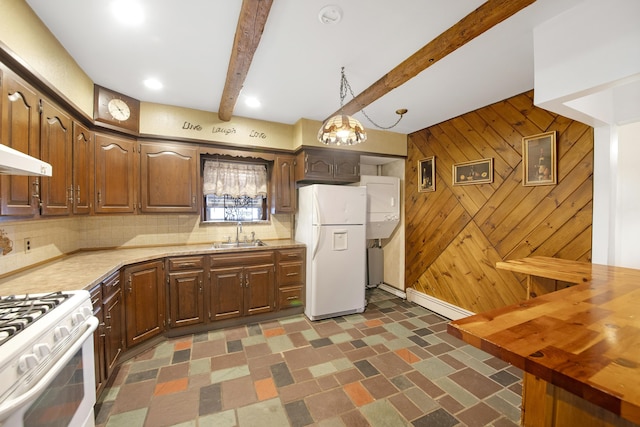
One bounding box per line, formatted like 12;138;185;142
236;222;243;244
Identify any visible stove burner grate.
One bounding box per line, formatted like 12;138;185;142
0;291;70;346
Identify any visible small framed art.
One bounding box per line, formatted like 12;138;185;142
522;131;557;186
418;157;435;192
452;158;493;186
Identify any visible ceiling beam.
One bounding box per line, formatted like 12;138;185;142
328;0;536;120
218;0;273;122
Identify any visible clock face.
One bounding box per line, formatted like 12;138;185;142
94;85;140;133
108;98;131;121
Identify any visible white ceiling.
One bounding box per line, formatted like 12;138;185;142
26;0;586;135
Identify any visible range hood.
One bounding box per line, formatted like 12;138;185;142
0;144;52;176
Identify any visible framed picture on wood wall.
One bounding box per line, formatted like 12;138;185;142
418;157;435;192
522;131;557;186
452;158;493;185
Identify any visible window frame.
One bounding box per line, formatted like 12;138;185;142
200;155;272;224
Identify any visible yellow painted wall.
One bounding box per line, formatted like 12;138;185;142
0;0;94;115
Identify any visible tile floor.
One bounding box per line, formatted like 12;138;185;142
95;289;523;427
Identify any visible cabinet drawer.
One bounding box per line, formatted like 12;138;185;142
276;248;305;263
278;262;304;286
168;256;205;271
90;284;102;308
210;250;274;268
102;272;120;299
279;286;304;309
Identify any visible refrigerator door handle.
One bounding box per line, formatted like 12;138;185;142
312;226;321;261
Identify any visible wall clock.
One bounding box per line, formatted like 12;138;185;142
94;85;140;133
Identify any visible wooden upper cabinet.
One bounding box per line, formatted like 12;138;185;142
0;69;41;216
272;155;296;214
139;142;198;213
333;152;360;182
295;148;360;183
72;122;93;215
94;133;137;214
40;99;72;216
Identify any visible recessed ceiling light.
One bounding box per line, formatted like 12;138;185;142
144;78;163;90
111;1;144;26
245;97;261;108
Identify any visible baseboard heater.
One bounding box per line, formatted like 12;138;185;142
406;288;474;320
377;283;406;299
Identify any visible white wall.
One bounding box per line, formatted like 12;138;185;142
534;0;640;127
534;0;640;267
617;122;640;268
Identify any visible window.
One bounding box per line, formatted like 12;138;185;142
202;159;268;222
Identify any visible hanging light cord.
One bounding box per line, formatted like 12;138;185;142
339;67;405;130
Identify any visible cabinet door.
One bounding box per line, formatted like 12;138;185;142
209;266;243;321
272;155;296;213
123;261;165;348
91;286;106;394
40;99;72;216
333;152;360;182
244;264;275;316
103;288;123;376
301;150;334;180
0;71;41;216
169;270;205;327
72;122;93;214
139;143;198;213
95;134;136;214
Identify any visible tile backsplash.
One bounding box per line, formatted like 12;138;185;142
0;214;292;277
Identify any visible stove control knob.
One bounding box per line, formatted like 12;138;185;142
33;343;51;358
81;306;93;318
18;353;39;373
72;311;87;326
54;325;71;341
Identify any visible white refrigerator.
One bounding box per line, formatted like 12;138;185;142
295;184;367;320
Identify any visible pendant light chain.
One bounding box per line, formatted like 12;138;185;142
339;67;405;130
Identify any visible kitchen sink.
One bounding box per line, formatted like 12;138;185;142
213;240;267;249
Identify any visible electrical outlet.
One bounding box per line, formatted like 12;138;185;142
24;238;31;253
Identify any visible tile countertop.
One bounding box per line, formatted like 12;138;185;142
0;240;304;296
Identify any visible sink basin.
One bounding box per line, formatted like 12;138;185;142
213;240;267;249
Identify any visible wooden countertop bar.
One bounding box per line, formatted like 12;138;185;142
448;257;640;425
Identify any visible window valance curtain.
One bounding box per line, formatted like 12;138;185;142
203;160;268;198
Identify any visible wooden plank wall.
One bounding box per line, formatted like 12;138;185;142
406;90;593;313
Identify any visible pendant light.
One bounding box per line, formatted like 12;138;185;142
318;68;367;146
318;67;406;146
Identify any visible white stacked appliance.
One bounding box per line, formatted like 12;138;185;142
359;175;401;287
295;184;367;320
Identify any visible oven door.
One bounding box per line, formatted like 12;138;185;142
0;316;98;427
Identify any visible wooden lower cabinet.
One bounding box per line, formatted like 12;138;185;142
103;284;124;374
91;284;106;393
276;248;305;310
122;260;165;348
91;271;124;395
209;266;244;321
209;251;276;321
95;248;304;398
167;256;205;328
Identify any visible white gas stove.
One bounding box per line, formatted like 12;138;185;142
0;290;98;427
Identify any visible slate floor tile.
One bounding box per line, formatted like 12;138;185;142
95;289;523;427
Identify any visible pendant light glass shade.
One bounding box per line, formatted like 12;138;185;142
317;114;367;146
